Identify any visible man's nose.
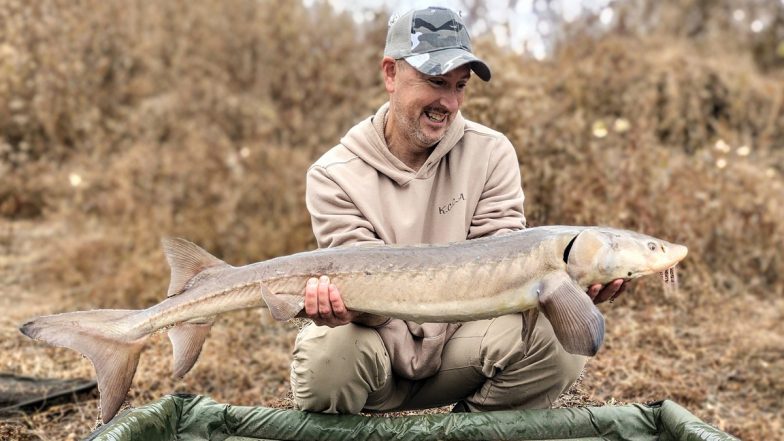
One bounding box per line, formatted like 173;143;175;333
439;89;461;112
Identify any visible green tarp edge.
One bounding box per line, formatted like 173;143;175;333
657;401;739;441
85;394;738;441
85;394;180;441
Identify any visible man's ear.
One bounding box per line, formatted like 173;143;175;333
381;56;397;94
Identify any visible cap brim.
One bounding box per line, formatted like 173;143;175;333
404;48;492;81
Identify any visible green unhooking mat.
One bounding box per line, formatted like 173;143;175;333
85;394;737;441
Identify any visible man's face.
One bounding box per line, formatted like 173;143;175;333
387;60;470;149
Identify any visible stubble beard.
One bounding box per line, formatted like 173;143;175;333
395;108;447;149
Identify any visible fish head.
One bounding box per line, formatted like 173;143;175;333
565;228;688;288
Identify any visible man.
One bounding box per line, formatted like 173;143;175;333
290;6;624;414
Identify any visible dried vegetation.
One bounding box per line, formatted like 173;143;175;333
0;0;782;439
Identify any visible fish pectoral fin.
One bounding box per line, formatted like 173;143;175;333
168;318;214;379
260;284;303;321
538;271;605;356
162;237;231;297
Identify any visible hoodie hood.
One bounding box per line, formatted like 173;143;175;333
340;102;466;186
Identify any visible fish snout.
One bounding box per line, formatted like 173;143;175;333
652;242;687;273
669;243;688;263
641;241;688;274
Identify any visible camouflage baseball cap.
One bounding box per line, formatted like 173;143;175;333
384;6;491;81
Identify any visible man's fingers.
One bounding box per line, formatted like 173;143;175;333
587;284;601;301
594;279;624;304
329;283;350;320
303;275;354;327
304;277;319;316
609;280;627;302
317;275;332;317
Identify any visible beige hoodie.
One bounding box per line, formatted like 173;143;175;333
305;102;525;380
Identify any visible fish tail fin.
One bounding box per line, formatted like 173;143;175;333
19;309;145;422
161;237;230;297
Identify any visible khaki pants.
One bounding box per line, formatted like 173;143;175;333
290;313;586;413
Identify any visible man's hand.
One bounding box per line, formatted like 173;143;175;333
304;276;389;327
587;279;627;304
304;276;358;327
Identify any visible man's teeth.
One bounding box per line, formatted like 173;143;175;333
425;110;446;122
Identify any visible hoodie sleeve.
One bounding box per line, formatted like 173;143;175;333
306;164;384;248
468;137;526;239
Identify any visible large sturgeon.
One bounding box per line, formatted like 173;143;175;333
20;226;687;422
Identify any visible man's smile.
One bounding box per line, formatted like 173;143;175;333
424;109;448;123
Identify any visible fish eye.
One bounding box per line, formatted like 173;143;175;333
647;242;657;251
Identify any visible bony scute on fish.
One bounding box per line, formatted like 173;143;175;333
19;226;687;423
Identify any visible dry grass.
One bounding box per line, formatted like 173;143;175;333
1;1;782;439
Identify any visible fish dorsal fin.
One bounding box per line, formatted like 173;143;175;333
538;271;605;356
162;237;230;297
